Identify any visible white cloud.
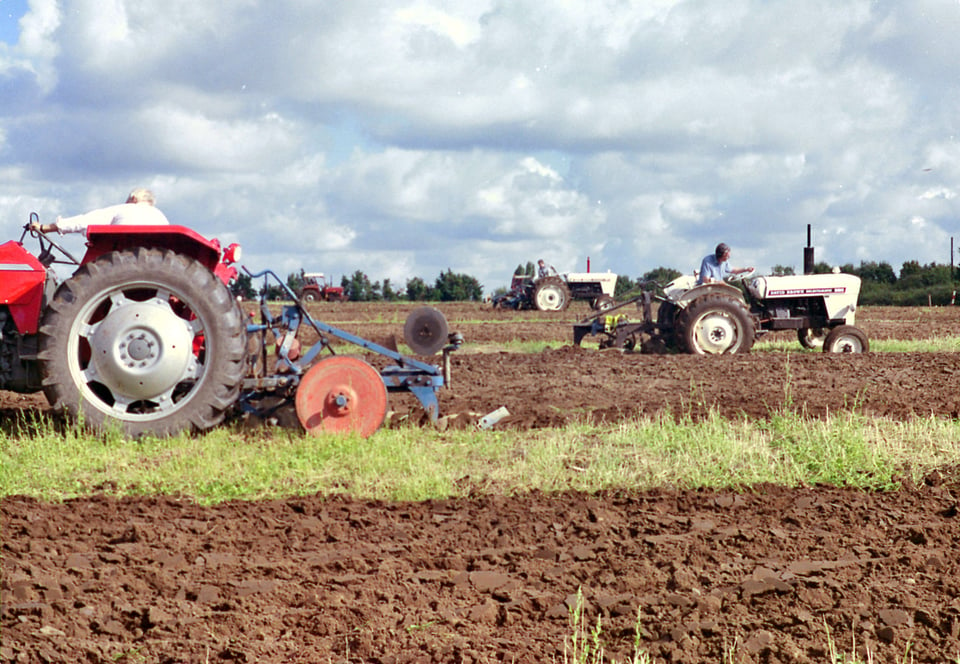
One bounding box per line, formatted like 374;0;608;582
393;4;481;48
137;106;301;172
2;0;960;292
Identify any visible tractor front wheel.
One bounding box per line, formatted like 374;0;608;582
798;327;827;349
39;248;246;437
822;325;869;353
532;277;571;311
593;295;615;312
678;295;755;355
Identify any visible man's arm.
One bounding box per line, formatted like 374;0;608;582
55;206;125;233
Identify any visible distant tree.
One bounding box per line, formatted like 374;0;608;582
641;266;682;286
405;276;433;301
231;273;257;300
812;261;834;274
615;275;638;298
856;261;897;284
770;265;796;276
286;271;305;296
514;261;535;276
898;261;951;288
342;270;377;301
260;283;287;301
900;260;922;278
382;278;401;301
434;269;483;301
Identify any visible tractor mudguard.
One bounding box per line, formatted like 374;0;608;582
81;225;237;283
672;281;746;308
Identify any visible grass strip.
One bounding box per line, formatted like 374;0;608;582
2;410;958;505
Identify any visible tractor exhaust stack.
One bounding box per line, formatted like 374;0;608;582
804;224;815;275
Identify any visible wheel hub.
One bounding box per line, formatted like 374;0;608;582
123;332;158;364
89;300;195;400
327;387;355;413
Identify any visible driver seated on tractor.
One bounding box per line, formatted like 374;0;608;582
30;188;170;234
697;243;753;285
537;259;557;279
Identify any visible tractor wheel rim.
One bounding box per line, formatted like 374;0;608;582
69;285;202;417
693;312;738;353
537;286;561;309
832;335;864;353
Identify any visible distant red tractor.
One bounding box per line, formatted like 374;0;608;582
299;271;346;302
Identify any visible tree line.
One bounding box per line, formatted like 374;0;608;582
231;269;484;302
232;259;960;306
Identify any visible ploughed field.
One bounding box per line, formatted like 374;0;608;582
4;304;960;663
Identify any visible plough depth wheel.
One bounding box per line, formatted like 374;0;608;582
403;306;448;355
295;356;387;437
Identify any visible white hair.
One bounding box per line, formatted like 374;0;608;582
126;188;156;205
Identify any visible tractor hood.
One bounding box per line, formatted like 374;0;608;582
565;272;617;296
748;273;862;322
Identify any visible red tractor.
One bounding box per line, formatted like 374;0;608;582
1;216;457;438
299;271;346;302
1;216;246;437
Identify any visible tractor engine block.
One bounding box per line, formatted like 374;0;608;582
0;310;41;393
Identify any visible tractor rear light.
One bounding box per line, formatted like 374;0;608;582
223;243;242;265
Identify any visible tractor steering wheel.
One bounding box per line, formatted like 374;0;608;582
725;267;756;284
23;213;82;267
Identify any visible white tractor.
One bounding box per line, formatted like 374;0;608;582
493;270;618;312
575;268;869;354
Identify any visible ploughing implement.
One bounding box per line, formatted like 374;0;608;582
240;269;462;437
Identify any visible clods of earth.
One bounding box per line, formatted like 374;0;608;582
3;304;960;663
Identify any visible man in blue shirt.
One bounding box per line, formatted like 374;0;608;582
537;259;557;278
697;243;753;285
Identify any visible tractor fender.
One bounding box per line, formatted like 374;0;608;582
81;225;236;283
672;282;746;309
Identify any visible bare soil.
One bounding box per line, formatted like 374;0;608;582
4;304;960;663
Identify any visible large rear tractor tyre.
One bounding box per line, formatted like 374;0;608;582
678;294;755;355
302;291;319;302
798;327;827;349
532;276;571;311
822;325;869;353
38;248;246;437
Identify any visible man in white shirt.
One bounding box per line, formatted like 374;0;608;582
32;188;170;234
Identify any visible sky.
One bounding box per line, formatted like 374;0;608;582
1;0;959;294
